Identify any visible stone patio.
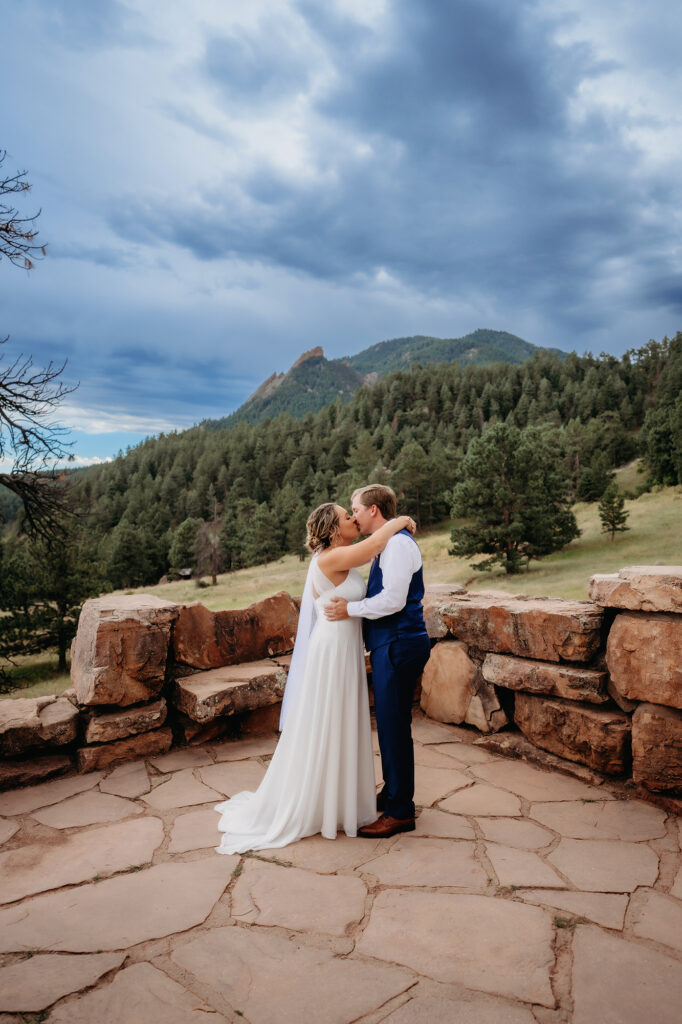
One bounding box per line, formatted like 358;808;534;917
0;713;680;1024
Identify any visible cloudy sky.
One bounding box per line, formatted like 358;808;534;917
2;0;681;464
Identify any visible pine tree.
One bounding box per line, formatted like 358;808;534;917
241;503;282;566
449;423;579;574
346;430;381;485
0;518;104;672
393;440;430;525
577;450;615;502
168;517;203;571
106;521;156;588
598;483;630;542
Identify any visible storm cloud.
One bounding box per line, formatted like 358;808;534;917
1;0;681;459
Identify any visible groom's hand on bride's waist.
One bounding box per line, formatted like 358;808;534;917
325;597;349;620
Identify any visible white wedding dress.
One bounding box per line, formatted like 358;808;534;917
215;561;376;854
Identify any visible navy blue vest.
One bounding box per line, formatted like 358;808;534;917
362;528;428;652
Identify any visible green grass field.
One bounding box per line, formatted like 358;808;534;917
130;477;681;607
2;655;71;700
422;484;682;600
4;478;680;698
613;458;651;495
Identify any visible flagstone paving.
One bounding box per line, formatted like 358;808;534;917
31;790;144;828
99;760;151;798
0;953;125;1014
0;709;680;1023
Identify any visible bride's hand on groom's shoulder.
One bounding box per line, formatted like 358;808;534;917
401;516;416;535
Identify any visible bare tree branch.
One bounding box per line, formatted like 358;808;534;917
0;338;77;471
0;471;72;542
0;151;78;539
0;150;46;269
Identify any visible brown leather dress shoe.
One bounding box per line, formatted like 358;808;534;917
358;814;416;838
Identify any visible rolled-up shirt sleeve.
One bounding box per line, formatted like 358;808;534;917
347;534;420;620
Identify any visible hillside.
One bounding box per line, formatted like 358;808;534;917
114;484;682;608
340;328;562;377
3;334;679;704
217;348;362;427
44;336;671;589
2;333;677;602
7;481;679;700
211;328;560;427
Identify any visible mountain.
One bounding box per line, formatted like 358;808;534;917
340;329;561;376
210;329;564;427
215;347;362;427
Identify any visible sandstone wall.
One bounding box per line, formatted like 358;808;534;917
0;592;298;790
1;567;680;801
419;568;681;800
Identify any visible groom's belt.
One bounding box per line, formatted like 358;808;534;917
362;619;428;653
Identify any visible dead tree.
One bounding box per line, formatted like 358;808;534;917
0;150;78;537
0;150;46;269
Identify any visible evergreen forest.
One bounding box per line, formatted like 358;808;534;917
2;333;677;594
0;333;680;661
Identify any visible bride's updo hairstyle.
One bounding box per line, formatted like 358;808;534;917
306;503;340;554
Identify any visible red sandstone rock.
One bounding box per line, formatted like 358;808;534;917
632;703;682;793
0;696;79;757
423;585;465;639
420;641;506;733
71;596;179;707
172;591;299;670
482;653;608;704
606;612;682;709
589;565;682;613
514;693;631;775
174;712;230;746
607;677;637;713
439;593;603;663
77;726;173;773
0;752;72;792
239;703;282;736
474;731;608;786
173;660;287;723
83;698;167;744
421;641;474;722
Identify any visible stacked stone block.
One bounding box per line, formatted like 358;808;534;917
1;565;680;798
69;595;178;772
419;567;682;794
171;592;298;745
0;591;299;789
0;695;79;790
594;566;682;794
420;589;632;772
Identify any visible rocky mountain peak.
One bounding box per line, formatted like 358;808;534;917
291;346;324;369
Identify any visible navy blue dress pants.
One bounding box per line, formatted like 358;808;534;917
370;634;431;820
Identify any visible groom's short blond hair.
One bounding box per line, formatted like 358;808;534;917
351;484;397;520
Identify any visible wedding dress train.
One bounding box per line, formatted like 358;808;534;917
215;561;376;854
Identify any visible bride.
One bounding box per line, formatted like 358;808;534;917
215;502;415;854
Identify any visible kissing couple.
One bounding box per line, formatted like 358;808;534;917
215;483;432;853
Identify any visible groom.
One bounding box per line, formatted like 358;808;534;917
325;483;431;838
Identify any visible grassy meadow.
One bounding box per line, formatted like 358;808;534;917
4;472;680;699
2;656;71;700
131;475;682;608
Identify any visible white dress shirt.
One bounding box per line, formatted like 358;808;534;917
347;531;422;620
